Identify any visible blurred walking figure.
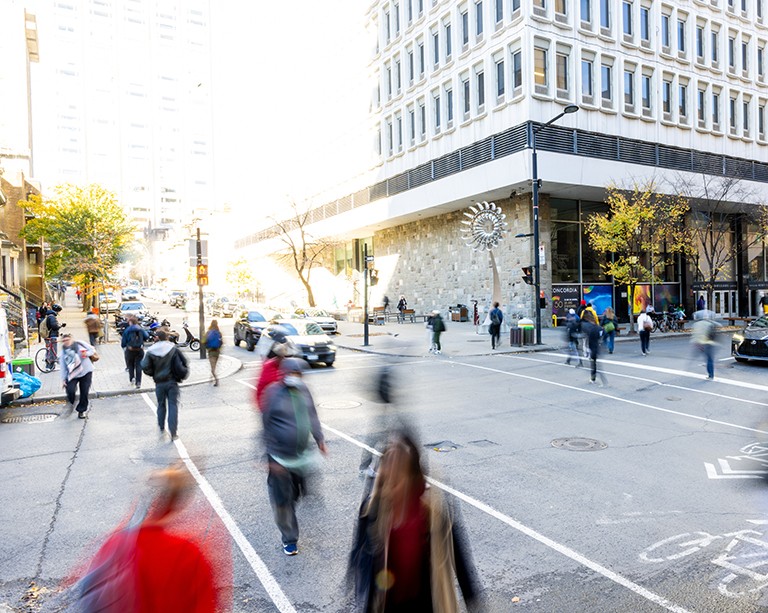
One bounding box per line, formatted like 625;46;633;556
60;333;96;419
254;325;294;411
583;321;607;386
262;358;327;556
697;295;706;311
489;301;503;350
427;310;445;354
636;307;654;356
141;329;189;440
692;311;720;380
600;307;618;354
204;320;223;386
564;309;583;367
121;316;148;389
349;430;482;612
73;464;220;613
397;295;407;323
84;312;101;346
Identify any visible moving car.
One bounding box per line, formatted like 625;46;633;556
118;301;149;320
98;292;119;313
731;315;768;363
295;307;338;334
263;319;336;366
211;296;237;318
233;306;280;351
121;288;140;301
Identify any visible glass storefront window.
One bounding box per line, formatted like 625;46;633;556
551;221;579;282
550;198;579;221
747;225;766;282
581;223;610;282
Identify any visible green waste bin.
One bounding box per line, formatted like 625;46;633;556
12;358;35;377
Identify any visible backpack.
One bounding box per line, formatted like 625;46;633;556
126;328;144;350
490;310;501;326
39;316;49;339
205;330;222;350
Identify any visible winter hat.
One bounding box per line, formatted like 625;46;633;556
580;300;586;306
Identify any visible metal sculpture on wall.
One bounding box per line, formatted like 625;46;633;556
460;201;508;310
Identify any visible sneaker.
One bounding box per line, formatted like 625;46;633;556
283;543;298;556
171;434;178;441
77;412;86;419
135;384;141;389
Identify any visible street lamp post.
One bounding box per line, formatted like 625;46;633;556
530;104;579;344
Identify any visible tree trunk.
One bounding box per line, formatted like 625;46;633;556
300;276;315;307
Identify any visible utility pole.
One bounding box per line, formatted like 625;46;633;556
363;243;369;347
196;227;206;360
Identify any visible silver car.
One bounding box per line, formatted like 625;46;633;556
295;307;338;334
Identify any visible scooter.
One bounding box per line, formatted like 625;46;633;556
168;321;200;352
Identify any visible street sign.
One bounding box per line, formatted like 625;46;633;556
189;257;208;267
365;255;374;262
189;239;208;259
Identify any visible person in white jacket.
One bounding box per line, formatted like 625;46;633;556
636;307;654;356
60;333;96;418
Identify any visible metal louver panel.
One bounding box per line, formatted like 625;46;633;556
657;146;692;171
535;125;574;154
725;158;753;179
755;162;768;183
389;172;409;194
338;195;352;213
618;140;656;166
409;162;433;187
370;181;388;201
493;125;528;157
460;137;493;169
577;132;618;159
352;189;369;207
433;151;461;179
692;151;724;175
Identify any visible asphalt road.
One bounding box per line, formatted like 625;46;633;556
2;303;768;612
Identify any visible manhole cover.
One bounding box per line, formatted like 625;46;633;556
425;440;462;452
2;413;58;424
468;439;499;447
551;437;607;451
318;400;362;410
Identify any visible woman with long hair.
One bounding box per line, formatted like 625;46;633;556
349;430;482;612
204;319;223;386
600;306;618;354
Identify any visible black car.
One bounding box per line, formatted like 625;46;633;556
233;306;279;351
263;319;337;366
731;315;768;363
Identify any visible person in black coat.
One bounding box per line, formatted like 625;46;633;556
583;321;607;386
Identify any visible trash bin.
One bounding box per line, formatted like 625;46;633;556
518;318;535;345
12;358;35;377
510;328;522;346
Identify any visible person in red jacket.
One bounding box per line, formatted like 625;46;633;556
254;326;295;411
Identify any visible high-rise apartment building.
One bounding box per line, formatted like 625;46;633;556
26;0;214;234
238;0;768;320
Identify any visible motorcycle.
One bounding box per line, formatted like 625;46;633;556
168;322;200;352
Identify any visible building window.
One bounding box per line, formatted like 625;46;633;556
581;0;591;24
419;100;426;139
495;0;503;23
759;46;765;77
461;10;469;46
624;69;634;106
386;64;392;98
743;100;750;131
641;73;651;110
476;69;485;108
663;80;672;113
512;50;522;89
434;94;441;131
395;59;402;92
679;84;687;118
496;58;505;97
601;63;612;101
446;87;454;123
677;19;686;54
661;15;670;48
759;104;765;136
535;47;548;88
462;77;471;115
476;1;484;37
556;53;569;91
386;120;393;154
730;97;737;129
512;0;521;12
407;0;413;24
600;0;610;29
728;36;735;69
396;114;403;151
712;31;719;64
640;6;649;42
622;1;632;36
697;88;706;122
713;92;720;125
408;49;414;83
394;2;400;35
384;9;391;44
418;41;425;76
445;23;452;60
433;31;440;68
555;0;566;17
742;41;749;72
582;58;593;96
408;107;416;143
696;26;704;59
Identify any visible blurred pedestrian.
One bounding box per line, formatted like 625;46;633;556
584;321;607;386
489;301;503;350
254;326;295;411
397;295;407;323
349;429;482;612
429;310;445;354
692;312;720;380
261;358;327;556
141;328;189;440
636;307;654;356
204;320;223;386
383;295;390;313
60;333;96;419
697;295;706;311
121;316;148;389
84;312;101;347
564;309;583;367
74;464;220;613
600;307;618;354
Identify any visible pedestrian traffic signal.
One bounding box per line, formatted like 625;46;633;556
369;269;379;286
522;266;533;285
196;264;208;287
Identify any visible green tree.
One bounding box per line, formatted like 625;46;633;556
585;181;690;331
19;183;135;312
226;258;255;299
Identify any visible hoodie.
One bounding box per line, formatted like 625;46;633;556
141;340;186;383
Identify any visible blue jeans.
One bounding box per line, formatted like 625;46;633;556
639;329;650;354
155;380;179;435
700;343;715;378
603;331;615;353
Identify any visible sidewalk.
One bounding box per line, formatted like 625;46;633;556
9;300;242;404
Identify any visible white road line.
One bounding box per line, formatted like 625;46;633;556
139;393;296;613
452;361;768;436
504;354;768;408
320;423;693;613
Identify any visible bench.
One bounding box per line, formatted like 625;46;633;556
724;316;755;326
368;306;386;325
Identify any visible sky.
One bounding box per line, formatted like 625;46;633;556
209;1;375;217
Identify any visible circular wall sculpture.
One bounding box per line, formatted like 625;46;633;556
460;201;508;251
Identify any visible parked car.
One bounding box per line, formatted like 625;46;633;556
211;296;237;318
263;319;336;366
98;291;119;313
117;301;149;320
731;315;768;362
167;290;187;308
294;307;338;334
121;288;140;301
233;306;281;351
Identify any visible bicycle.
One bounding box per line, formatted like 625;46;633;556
35;336;60;373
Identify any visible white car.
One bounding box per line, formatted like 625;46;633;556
118;301;149;319
98;292;119;313
295;307;338;334
121;288;140;301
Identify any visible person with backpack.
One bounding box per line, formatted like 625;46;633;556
204;319;223;386
40;304;63;341
141;328;189;440
60;333;96;419
636;306;654;356
489;301;504;350
121;316;149;389
430;310;445;354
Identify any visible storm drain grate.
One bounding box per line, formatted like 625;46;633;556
2;413;58;424
318;400;362;411
425;440;462;452
551;437;607;452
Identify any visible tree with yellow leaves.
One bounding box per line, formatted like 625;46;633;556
585;180;690;332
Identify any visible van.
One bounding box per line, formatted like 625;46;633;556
0;309;21;406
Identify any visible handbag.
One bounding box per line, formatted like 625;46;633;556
603;321;616;334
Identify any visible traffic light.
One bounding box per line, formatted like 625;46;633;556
196;264;208;287
521;266;533;285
